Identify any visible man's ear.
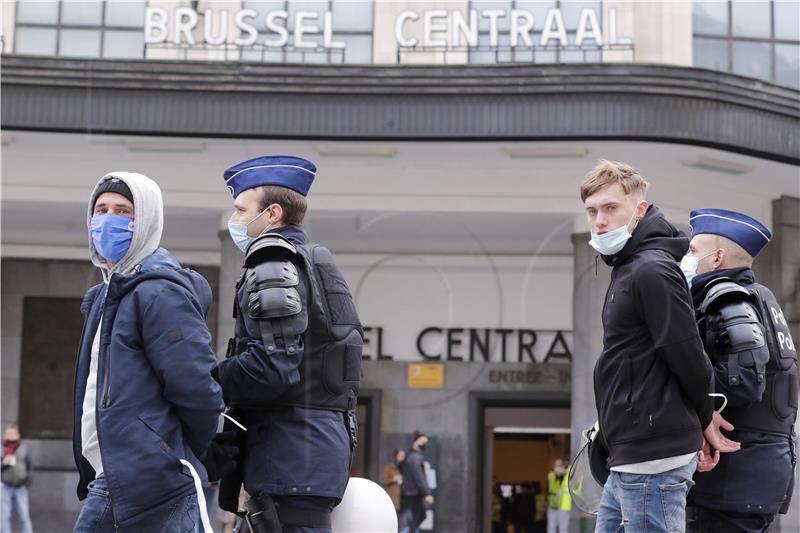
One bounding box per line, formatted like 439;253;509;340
637;200;649;220
715;248;727;269
269;203;284;226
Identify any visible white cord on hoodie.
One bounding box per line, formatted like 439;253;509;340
175;413;248;533
708;392;728;414
222;412;248;432
180;459;214;533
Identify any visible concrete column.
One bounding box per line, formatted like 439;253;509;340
1;0;16;54
216;228;242;358
754;196;800;342
752;195;800;531
603;0;692;65
569;232;611;458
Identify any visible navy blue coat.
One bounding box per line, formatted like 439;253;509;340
689;268;795;516
73;249;224;526
214;225;352;501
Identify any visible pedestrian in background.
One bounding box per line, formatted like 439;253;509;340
513;482;536;533
2;424;33;533
381;449;405;515
400;431;433;533
546;459;570;533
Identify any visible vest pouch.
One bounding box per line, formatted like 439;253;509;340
322;329;362;396
771;368;799;420
315;262;360;328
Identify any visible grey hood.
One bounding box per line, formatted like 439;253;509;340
87;171;164;278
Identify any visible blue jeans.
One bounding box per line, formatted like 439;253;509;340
1;483;33;533
74;475;200;533
595;456;698;533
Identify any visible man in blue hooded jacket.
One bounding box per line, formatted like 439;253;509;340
73;172;225;532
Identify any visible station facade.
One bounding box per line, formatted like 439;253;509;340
1;1;799;531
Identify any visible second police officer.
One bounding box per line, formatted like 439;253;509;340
212;156;363;533
682;209;797;533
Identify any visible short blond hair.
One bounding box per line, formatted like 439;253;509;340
580;160;650;202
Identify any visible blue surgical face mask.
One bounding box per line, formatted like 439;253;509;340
227;205;273;253
588;204;641;256
90;213;134;263
680;250;717;286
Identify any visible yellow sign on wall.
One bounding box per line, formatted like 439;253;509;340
407;363;445;389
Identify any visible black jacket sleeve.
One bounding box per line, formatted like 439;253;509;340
635;261;715;428
410;454;431;496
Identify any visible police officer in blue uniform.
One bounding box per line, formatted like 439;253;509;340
212;155;362;533
682;209;797;533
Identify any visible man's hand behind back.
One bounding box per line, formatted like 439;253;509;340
698;411;741;472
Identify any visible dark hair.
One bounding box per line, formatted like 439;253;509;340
258;185;307;225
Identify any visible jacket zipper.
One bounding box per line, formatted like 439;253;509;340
99;282;113;408
100;338;111;409
601;270;617;320
94;281;115;514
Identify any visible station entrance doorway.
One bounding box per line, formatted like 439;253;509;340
479;400;572;533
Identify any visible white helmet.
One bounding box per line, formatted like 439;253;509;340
331;478;398;533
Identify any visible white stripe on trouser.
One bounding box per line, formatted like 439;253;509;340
180;459;214;533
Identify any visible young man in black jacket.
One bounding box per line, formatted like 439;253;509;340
580;160;740;533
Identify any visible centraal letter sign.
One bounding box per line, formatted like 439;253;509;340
395;7;630;48
362;326;572;363
145;6;629;52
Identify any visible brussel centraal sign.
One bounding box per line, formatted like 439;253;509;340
144;6;630;52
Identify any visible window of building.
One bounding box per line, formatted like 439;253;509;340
466;0;605;65
694;37;730;72
732;40;771;79
19;297;83;439
693;0;800;90
774;1;800;41
775;43;800;88
693;0;728;35
14;0;146;59
240;0;373;65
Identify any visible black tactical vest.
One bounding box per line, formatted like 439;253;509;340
229;234;363;413
712;282;798;437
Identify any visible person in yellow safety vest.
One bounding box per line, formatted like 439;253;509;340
546;459;572;533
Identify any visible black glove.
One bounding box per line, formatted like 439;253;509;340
202;431;240;483
219;414;247;513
